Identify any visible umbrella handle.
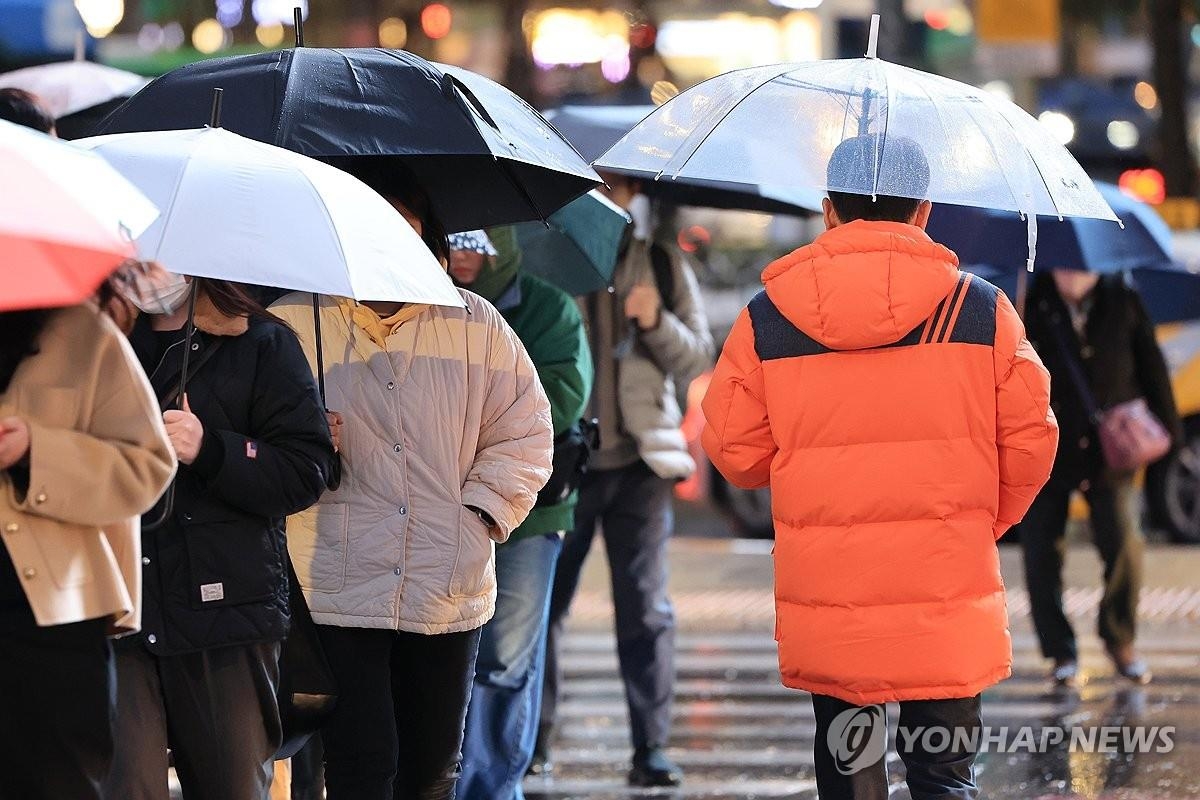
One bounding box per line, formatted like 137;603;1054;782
176;282;199;411
310;293;341;491
145;282;199;532
312;293;326;407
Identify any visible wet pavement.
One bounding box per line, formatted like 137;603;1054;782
524;538;1200;799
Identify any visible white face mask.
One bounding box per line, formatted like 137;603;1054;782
118;264;192;315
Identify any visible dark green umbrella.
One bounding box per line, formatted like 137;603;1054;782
513;190;630;296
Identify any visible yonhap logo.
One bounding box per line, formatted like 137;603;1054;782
828;705;887;775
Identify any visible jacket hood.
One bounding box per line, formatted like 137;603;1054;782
761;220;960;351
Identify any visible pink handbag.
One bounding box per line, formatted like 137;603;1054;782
1051;327;1172;472
1096;398;1172;472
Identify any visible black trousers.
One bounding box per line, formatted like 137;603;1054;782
811;694;982;800
1019;479;1143;661
544;461;676;751
105;641;282;800
0;618;113;800
317;625;482;800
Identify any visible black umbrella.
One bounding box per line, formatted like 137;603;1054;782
99;45;599;232
544;104;820;217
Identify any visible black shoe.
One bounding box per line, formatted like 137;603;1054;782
628;747;683;788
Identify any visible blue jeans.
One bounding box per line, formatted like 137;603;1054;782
459;533;562;800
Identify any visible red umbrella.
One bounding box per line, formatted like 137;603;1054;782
0;119;158;311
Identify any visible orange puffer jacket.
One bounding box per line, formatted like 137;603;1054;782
702;220;1058;705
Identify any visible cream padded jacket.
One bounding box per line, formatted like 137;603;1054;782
272;292;553;634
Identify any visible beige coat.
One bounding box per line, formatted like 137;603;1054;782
271;292;553;635
0;305;176;634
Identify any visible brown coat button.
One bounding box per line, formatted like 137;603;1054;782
3;523;17;534
22;568;36;579
33;493;47;505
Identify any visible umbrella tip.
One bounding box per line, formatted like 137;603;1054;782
294;7;305;46
208;87;224;129
866;13;880;59
74;30;86;62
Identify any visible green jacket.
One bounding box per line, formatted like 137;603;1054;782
496;273;593;543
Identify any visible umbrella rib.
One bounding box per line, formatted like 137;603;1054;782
659;65;796;180
954;95;1027;217
149;134;205;266
976;92;1063;219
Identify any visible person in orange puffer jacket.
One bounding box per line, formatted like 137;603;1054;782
702;134;1059;800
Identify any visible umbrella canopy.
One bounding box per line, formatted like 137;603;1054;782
1;118;157;311
930;184;1200;325
926;183;1169;275
513;189;631;295
595;18;1115;261
545;104;821;216
0;60;146;117
77;126;462;308
965;263;1200;325
97;48;601;232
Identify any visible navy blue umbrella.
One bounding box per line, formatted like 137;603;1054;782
545;104;821;217
927;182;1172;275
927;183;1200;323
99;48;599;232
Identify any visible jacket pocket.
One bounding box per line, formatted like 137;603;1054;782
288;503;349;594
183;513;279;609
449;506;495;598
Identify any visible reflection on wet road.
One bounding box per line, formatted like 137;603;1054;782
525;541;1200;799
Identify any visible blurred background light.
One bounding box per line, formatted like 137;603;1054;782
1134;81;1159;111
421;3;453;40
137;22;164;51
74;0;124;37
981;79;1014;102
252;0;306;27
256;22;284;47
378;17;408;49
192;17;227;54
215;0;243;29
1038;109;1076;145
530;9;628;67
1119;168;1166;205
1107;119;1140;150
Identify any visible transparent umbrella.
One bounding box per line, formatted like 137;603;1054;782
595;16;1117;268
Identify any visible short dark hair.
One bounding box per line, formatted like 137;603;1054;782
0;88;55;134
826;133;930;223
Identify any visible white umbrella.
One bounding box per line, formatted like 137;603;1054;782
79;123;462;417
77;125;462;308
595;15;1117;269
0;61;148;119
